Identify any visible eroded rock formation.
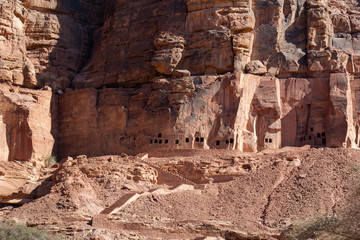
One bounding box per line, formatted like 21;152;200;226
0;0;103;90
1;0;360;160
2;148;360;239
0;85;53;161
0;0;102;160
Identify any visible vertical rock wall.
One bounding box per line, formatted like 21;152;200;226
0;86;54;161
0;0;103;161
58;0;360;157
1;0;360;159
0;0;103;90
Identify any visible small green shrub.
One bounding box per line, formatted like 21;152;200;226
284;216;355;240
284;162;360;240
0;221;63;240
45;155;57;168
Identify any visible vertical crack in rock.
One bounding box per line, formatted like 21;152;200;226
1;0;360;160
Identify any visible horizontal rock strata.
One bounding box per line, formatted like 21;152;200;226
0;0;360;159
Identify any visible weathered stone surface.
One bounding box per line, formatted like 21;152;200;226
0;159;54;204
173;69;191;78
4;147;358;239
1;0;360;160
0;84;54;161
151;32;186;75
58;73;360;157
73;0;256;87
2;2;360;238
73;0;188;88
0;0;103;90
245;60;267;75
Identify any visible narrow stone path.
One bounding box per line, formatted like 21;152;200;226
93;156;199;227
100;192;142;215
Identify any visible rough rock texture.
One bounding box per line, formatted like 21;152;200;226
1;1;360;239
0;0;103;161
1;0;360;159
58;0;360;158
0;84;54;161
0;148;359;239
0;159;52;204
59;72;360;157
0;0;103;90
72;0;256;88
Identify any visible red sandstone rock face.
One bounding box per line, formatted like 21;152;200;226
1;0;360;160
1;1;360;238
0;85;54;161
0;0;103;90
58;73;360;158
73;0;256;88
0;0;102;161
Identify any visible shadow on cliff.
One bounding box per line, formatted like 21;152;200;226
207;75;241;149
280;80;347;149
33;0;104;158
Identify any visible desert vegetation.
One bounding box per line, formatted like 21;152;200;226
45;155;58;168
284;163;360;240
0;221;63;240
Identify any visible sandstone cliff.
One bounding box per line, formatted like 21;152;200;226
1;0;360;160
0;0;103;161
